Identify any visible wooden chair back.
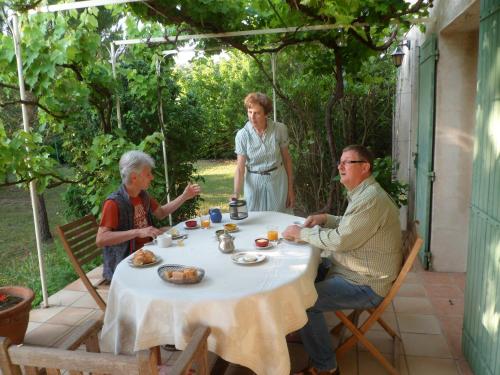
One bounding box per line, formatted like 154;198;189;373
0;319;211;375
333;221;423;375
55;214;106;311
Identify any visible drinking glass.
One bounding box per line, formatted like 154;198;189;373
267;225;279;241
201;216;211;229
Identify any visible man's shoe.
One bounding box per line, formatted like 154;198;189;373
293;366;340;375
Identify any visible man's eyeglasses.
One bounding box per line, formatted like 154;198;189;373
336;160;368;167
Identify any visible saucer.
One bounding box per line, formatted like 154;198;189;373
223;224;239;233
254;243;274;250
184;224;200;230
232;252;266;265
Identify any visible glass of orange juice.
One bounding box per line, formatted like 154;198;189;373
267;225;279;241
201;216;211;229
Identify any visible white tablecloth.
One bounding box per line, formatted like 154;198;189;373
100;211;320;375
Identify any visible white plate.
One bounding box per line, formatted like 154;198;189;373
232;252;266;265
184;224;200;230
254;243;274;250
128;256;162;268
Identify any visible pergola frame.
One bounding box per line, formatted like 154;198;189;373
11;0;348;307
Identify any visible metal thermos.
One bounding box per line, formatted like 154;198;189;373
229;199;248;220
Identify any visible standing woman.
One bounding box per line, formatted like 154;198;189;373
231;92;295;212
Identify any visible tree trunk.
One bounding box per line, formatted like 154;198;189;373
25;91;53;243
321;48;345;213
37;193;53;243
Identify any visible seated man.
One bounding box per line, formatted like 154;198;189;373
96;150;201;281
282;145;402;375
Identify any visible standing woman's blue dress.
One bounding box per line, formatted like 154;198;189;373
235;119;290;212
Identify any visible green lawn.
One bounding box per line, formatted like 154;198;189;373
195;159;235;214
0;160;235;305
0;184;67;265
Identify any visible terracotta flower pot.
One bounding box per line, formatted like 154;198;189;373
0;286;34;344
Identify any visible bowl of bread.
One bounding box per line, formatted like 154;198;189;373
128;249;161;267
158;264;205;284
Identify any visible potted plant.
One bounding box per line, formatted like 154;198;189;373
0;286;35;344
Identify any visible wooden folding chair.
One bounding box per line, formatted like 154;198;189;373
331;221;423;375
55;214;106;311
0;319;211;375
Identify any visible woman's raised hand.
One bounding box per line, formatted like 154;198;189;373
183;183;201;200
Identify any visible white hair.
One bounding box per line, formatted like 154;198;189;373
119;150;155;184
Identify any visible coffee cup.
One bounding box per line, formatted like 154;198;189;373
157;234;172;248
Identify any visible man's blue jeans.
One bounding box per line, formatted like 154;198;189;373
300;275;384;371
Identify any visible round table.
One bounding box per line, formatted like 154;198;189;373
100;211;320;375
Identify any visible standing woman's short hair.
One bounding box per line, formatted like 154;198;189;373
119;150;155;184
244;92;273;115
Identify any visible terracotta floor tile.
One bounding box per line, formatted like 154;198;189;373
71;293;103;309
397;313;442;334
357;352;408;375
64;279;88;292
406;356;460;375
420;272;454;285
29;305;66;323
357;330;395;354
430;297;465;317
403;272;421;284
359;310;398;332
26;321;42;333
398;283;427;297
24;323;74;347
424;284;464;299
446;333;465;359
456;359;474;375
97;289;109;301
401;333;452;358
86;265;104;278
437;315;464;338
48;290;86;306
46;306;95;326
393;297;435;314
450;273;467;292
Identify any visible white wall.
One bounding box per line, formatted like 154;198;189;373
394;0;479;271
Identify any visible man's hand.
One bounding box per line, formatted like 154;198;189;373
182;183;201;200
136;226;163;238
282;225;302;241
303;214;327;228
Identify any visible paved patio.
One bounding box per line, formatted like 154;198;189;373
22;263;474;375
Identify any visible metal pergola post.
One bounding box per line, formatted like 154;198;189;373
271;52;277;122
155;58;173;226
110;42;122;129
12;13;49;308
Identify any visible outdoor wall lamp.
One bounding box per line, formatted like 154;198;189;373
391;40;411;68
